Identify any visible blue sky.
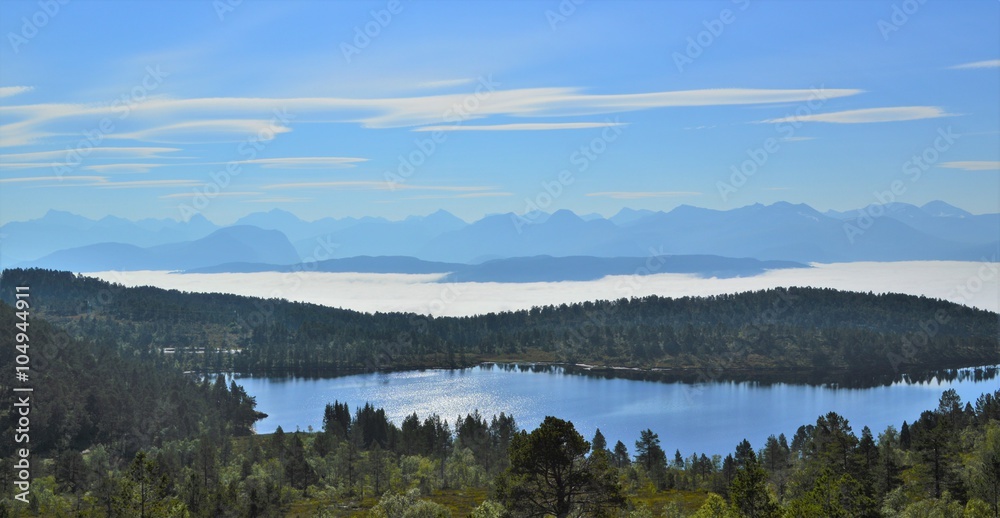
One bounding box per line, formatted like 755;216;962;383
0;0;997;224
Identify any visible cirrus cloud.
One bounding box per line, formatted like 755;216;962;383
0;86;33;98
414;122;629;132
586;191;702;199
760;106;951;124
238;157;368;169
938;161;1000;171
950;59;1000;69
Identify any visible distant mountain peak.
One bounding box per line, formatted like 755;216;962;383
548;209;583;222
921;200;971;218
41;209;89;224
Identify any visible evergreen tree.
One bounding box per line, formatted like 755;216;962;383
613;441;630;469
496;416;625;517
729;456;780;518
592;428;608;454
635;429;669;489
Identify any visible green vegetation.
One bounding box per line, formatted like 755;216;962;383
2;269;997;385
1;268;1000;516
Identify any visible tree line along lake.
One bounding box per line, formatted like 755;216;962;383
234;363;1000;457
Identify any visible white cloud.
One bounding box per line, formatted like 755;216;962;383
400;192;513;200
950;59;1000;69
780;136;814;142
415;78;476;89
160;191;261;199
0;162;58;169
0;175;106;184
238;157;368;169
0;87;862;146
112;119;292;143
245;197;313;203
0;147;181;163
939;161;1000;171
83;163;166;173
81;261;999;316
96;179;202;189
761;106;951;124
414;122;629;132
586;191;701;199
261;181;495;192
0;86;33;98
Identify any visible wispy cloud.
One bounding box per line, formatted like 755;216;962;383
761;106;951;124
96;179;203;189
0;87;863;146
0;176;205;190
414;122;628;132
0;175;106;184
586;191;701;199
939;161;1000;171
112;119;292;143
244;197;313;203
415;78;475;89
0;162;59;169
238;157;368;169
0;86;33;98
400;192;513;200
160;191;261;199
780;136;815;142
83;163;166;173
261;181;496;192
950;59;1000;69
0;147;181;163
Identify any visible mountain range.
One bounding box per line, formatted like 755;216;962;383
2;201;996;276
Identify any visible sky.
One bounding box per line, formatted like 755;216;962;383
0;0;998;225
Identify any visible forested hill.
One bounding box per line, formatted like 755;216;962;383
0;302;265;458
1;268;997;384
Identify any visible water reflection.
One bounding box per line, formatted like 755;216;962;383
478;362;999;388
235;364;1000;457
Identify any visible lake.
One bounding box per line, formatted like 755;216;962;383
234;364;999;457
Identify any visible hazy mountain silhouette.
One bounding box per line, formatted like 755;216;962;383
5;201;997;271
186;255;465;274
22;226;299;272
0;209;218;263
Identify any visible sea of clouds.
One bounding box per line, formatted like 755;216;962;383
83;261;999;316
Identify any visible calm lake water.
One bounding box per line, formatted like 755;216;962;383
235;364;999;457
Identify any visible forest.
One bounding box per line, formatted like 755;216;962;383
1;268;1000;516
1;268;997;385
1;310;999;517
